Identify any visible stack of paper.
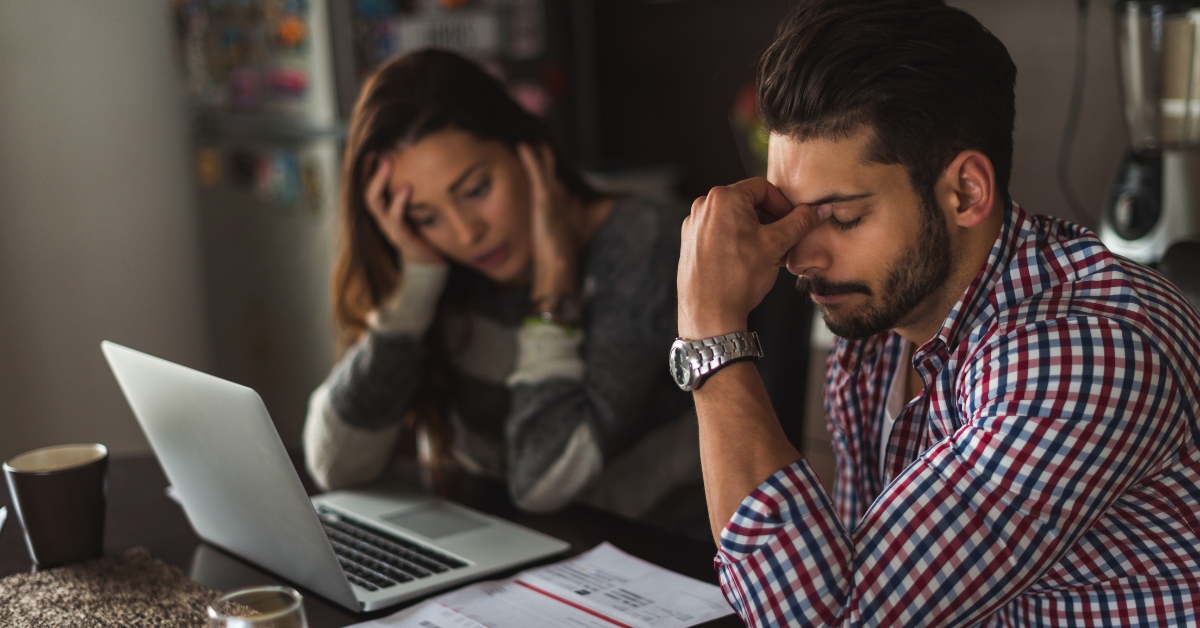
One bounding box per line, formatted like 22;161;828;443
350;543;734;628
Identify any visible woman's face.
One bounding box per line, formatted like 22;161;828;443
384;128;533;284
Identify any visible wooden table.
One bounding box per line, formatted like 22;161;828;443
0;454;743;627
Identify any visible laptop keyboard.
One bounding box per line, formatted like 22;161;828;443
317;506;468;592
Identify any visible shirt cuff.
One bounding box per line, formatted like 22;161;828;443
716;459;840;563
505;321;586;386
367;261;449;336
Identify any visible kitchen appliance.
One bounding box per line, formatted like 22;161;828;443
1103;0;1200;263
169;0;576;447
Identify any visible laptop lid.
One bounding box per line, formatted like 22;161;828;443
101;341;360;611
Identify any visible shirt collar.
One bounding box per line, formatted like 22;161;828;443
911;200;1030;372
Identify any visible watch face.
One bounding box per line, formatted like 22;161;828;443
669;340;692;389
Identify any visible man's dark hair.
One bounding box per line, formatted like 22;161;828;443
758;0;1017;205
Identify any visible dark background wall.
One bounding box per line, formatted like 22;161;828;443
590;0;1126;227
593;0;795;196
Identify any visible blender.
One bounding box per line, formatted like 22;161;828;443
1103;0;1200;264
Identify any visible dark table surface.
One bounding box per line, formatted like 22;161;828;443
0;454;743;627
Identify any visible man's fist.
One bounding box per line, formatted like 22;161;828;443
677;178;829;339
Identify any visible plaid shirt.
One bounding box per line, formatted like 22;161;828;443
715;204;1200;627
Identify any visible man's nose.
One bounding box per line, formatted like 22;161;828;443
785;229;832;276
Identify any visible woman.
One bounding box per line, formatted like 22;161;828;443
303;50;700;519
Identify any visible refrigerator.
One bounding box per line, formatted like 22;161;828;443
170;0;593;448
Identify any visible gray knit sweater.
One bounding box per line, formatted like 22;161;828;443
303;196;699;515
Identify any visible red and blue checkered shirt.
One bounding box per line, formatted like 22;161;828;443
715;204;1200;626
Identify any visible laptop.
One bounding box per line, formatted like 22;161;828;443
101;341;570;612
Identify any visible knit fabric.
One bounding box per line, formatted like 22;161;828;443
305;196;698;516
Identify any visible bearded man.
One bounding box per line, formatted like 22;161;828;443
671;0;1200;625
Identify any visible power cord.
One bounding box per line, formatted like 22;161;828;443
1057;0;1092;223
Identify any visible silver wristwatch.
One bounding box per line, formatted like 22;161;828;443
669;331;763;392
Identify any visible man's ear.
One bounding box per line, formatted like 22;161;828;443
937;150;996;229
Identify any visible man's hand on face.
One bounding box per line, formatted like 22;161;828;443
678;178;830;339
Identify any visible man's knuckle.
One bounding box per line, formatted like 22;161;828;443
799;213;819;234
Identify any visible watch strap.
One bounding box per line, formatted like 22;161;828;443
676;331;762;390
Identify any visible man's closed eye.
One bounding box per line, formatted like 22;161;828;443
828;215;862;231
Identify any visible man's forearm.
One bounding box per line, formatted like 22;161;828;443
677;178;821;541
694;361;802;541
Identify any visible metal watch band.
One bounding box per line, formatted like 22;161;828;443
670;331;762;391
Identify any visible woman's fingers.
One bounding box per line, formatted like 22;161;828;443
365;158;392;219
361;156;443;265
382;184;419;248
538;144;557;184
364;157;407;235
520;143;580;295
518;143;548;203
387;184;412;225
521;142;565;205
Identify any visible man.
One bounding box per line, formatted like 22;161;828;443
672;1;1200;626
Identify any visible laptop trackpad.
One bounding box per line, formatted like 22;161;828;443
381;503;487;539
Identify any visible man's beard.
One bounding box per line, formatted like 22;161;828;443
796;198;952;340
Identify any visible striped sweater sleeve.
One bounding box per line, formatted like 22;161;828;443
303;262;448;490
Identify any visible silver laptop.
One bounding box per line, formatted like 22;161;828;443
101;341;569;612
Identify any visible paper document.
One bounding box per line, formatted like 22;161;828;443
350;543;733;628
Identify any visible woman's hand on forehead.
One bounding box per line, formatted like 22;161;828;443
364;157;444;265
519;143;582;298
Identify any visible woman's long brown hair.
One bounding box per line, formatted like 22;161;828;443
332;49;600;474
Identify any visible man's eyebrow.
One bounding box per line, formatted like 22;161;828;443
798;193;873;207
448;162;486;194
